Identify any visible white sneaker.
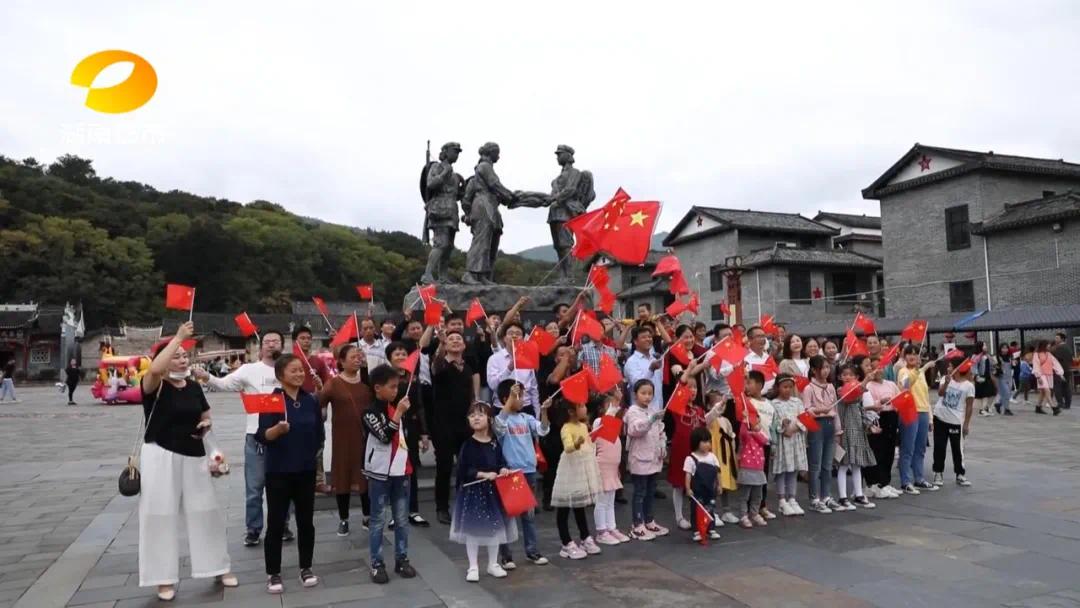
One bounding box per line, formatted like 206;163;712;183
882;485;901;498
810;499;832;514
596;530;620;546
708;529;722;540
559;542;587;559
789;499;806;515
691;531;703;542
978;409;991;417
712;513;725;528
932;472;944;486
466;567;479;582
580;536;602;555
677;518;692;530
486;564;508;578
721;512;740;525
778;499;796;516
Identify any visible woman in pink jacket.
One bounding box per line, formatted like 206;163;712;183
624;379;669;541
1033;340;1064;415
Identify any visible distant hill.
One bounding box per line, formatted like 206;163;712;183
515;231;669;262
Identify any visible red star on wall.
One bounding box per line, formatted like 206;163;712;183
917;155;932;172
812;287;822;299
696;216;704;227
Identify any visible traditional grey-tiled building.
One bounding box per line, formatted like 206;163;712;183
660;207;883;325
813;211;883;259
863;144;1080;319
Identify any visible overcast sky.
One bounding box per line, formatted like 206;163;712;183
4;1;1080;252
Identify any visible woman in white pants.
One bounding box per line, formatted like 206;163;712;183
139;321;237;601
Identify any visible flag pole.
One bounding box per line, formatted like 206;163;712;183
188;288;195;323
353;311;361;349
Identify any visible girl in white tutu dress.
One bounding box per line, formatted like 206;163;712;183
551;400;604;560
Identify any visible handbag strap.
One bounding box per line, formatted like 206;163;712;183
129;381;164;466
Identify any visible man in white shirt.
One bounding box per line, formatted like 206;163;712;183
194;331;285;547
623;326;663;412
743;325;775;393
486;321;539;416
358;317;388;369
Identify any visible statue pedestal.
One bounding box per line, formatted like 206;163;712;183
404;284;592;321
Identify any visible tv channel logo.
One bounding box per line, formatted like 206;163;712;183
70;50;157;114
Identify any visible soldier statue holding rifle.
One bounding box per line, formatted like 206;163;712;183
419;141;465;284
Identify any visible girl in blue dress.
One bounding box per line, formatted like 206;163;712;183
450;402;518;582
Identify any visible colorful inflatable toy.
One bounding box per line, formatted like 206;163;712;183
91;355;150;405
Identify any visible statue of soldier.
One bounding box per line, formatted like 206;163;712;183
547;145;595;283
420;142;464;284
461;142;517;285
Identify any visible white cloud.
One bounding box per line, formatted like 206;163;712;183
3;0;1080;252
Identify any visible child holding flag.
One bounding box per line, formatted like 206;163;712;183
769;374;807;516
834;365;876;511
742;370;776;521
736;400;770;528
683;427;723;542
493;380;552;568
704;390;740;524
864;357;902;499
551;398;604;559
932;359;975;487
625;379;669;541
451;402;516;582
591;387;630;545
897;346;939;494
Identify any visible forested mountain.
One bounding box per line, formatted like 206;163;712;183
0;154;548;328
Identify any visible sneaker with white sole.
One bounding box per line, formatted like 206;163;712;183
750;514;768;527
580;536;602;554
610;529;631;543
835;498;856;511
721;512;741;524
692;531;703;542
824;498;843;511
596;530;621;546
759;507;777;520
559;542;587;559
865;484;880;499
881;485;902;498
708;529;722;540
789;499;806;515
465;567;479;582
915;480;939;492
526;553;550;565
853;496;876;509
778;499;796;516
630;525;656;541
487;564;508;578
266;575;284;594
499;557;517;570
810;499;832;514
677;518;692;530
902;484;921;495
956;475;972;487
932;472;944;486
645;522;669;537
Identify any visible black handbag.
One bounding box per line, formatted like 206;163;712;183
118;382;161;497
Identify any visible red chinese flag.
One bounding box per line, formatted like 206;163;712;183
400;349;421;375
595;354;624;393
597;289;616;315
794;375;811;392
165;284;195;311
900;319;928;343
587;264;611;290
759;314;779;337
954;357;973;375
513;339;541;370
733;393;759;426
423;299;444;326
668;270;691;296
666;298;689;319
417;284;437;304
840;380;864;404
797;410;821;432
669;341;692;366
534;441;548;473
726;362;747;398
666;382;693;417
528;325;557;356
584;365;602;392
687;293;700;315
878;343;901;370
844;329;869;357
241;392;286;414
597;200;662;265
233;312;258;337
571;310;604;343
592;415;623;443
719;301;731;318
752;356;779;381
730;324;744;346
651;254;683;278
852;312;876;336
945;348;966;361
465;298;487;327
495;471;538;518
560;370;591;405
566;189;631;260
710;337;749;369
312;296;330;318
330;315;358;347
890;390;918;425
356;284;374;300
694;498;711;545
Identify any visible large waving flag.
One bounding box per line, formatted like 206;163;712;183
566;188;661;265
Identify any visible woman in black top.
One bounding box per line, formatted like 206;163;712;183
256;354;324;594
64;359;80;405
138;321;236;601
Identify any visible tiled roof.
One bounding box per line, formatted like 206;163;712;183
971;191;1080;235
741;245;882;269
813;211;881;230
954;304;1080;331
863;143;1080;199
664;207;837;246
0;308;37;329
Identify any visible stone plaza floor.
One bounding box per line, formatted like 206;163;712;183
2;384;1080;607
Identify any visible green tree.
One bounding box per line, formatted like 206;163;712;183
47;154;97;185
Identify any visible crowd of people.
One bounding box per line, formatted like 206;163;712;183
132;299;1075;601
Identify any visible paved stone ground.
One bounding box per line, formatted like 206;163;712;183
3;384;1080;607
